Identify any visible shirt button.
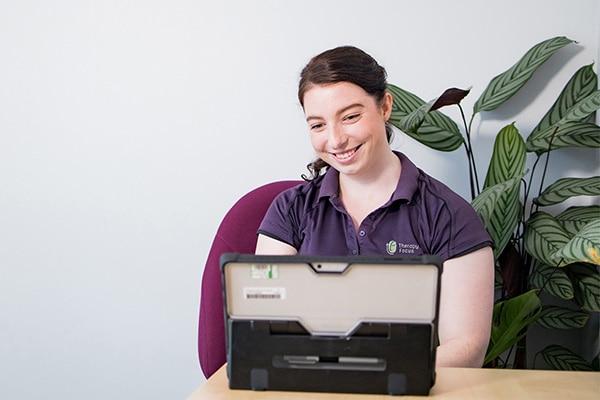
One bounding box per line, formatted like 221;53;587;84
359;230;366;237
352;249;358;255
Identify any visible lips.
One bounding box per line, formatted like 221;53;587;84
332;145;360;160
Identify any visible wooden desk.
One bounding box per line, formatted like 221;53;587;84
188;365;599;399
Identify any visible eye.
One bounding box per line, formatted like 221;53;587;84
344;113;361;122
309;122;325;131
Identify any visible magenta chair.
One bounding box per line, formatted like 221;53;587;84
198;180;303;378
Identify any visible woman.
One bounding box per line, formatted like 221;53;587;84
256;46;494;368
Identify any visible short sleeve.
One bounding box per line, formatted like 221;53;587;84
257;189;298;248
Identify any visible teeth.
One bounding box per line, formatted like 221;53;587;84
335;148;356;159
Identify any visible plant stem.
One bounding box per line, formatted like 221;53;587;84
462;108;481;199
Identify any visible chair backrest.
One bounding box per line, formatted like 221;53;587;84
198;180;303;378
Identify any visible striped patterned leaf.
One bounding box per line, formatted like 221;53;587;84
529;263;574;300
556;205;600;235
473;37;574;113
534;176;600;207
484;123;527;188
484;290;541;365
552;219;600;265
489;188;520;259
387;84;464;151
536;305;589;329
566;263;600;311
530;64;598;137
471;176;522;249
540;345;594;371
558;90;600;123
526;122;600;154
397;87;471;134
525;212;571;267
397;98;437;133
479;124;526;256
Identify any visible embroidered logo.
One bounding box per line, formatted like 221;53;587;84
386;241;420;255
386;240;397;255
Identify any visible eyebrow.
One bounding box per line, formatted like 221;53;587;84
305;103;365;122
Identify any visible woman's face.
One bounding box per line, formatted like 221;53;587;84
303;82;393;178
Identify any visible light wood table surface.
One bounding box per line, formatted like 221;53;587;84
188;364;599;399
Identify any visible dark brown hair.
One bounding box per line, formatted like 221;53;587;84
298;46;393;180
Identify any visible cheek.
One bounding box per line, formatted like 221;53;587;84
309;133;326;150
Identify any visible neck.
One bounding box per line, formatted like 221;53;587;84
340;150;401;191
338;151;402;230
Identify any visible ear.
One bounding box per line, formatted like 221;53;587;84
382;91;393;121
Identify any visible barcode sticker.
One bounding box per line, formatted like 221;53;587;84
250;264;278;279
244;287;286;300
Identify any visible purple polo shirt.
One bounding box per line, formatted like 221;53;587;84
258;152;492;261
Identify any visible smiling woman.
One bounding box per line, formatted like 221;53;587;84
255;46;496;368
298;46;396;180
303;82;399;228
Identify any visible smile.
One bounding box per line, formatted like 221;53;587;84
332;146;360;160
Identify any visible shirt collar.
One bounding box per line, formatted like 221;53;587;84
319;166;339;200
317;151;420;203
391;151;419;203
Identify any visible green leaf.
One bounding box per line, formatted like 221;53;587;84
556;205;600;236
539;344;594;371
484;123;527;188
526;88;600;154
474;37;574;113
397;87;472;134
557;90;600;123
552;219;600;265
398;98;437;133
530;64;598;137
488;189;520;260
566;263;600;311
472;176;522;226
534;176;600;207
529;263;574;300
526;121;600;154
481;125;526;257
525;212;571;266
387;84;464;151
536;305;589;329
484;290;541;365
472;176;523;254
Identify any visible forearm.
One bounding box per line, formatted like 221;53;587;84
436;336;488;368
436;247;494;368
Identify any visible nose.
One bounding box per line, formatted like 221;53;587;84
327;124;347;149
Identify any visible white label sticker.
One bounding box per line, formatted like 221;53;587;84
244;287;286;300
250;264;278;279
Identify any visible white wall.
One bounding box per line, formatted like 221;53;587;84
0;1;598;398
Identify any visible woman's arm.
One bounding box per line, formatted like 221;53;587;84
255;234;298;255
257;233;494;367
436;246;495;368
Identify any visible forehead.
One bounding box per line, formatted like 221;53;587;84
303;82;375;115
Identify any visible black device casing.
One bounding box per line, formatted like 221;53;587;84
221;253;442;396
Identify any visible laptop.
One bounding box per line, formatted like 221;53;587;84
220;253;442;396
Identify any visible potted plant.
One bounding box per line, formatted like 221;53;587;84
387;36;600;369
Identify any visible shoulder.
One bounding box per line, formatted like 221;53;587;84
270;176;324;214
417;172;470;209
396;152;470;210
259;176;326;247
397;154;492;258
